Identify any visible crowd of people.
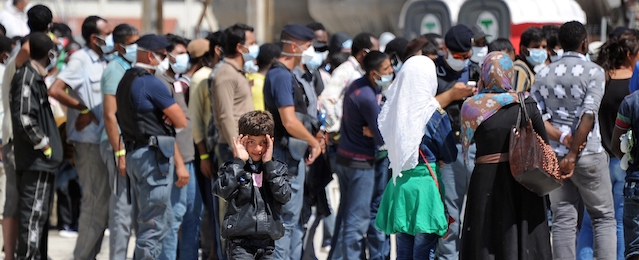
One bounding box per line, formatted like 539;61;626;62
2;0;639;259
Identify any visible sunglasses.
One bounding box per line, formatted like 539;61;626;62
451;52;471;60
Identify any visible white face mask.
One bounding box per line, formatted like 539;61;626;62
157;57;170;74
301;45;316;65
445;50;468;72
470;46;488;64
281;40;315;64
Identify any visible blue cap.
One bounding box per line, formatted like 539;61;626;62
136;34;171;51
282;24;314;41
445;25;473;53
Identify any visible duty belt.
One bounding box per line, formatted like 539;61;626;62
124;136;159;151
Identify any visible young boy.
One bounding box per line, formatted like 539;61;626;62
214;111;291;259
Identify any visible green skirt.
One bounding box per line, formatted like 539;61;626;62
375;163;447;236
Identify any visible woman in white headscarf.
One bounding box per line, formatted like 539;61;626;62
375;55;457;259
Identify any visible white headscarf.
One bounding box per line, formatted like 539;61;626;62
378;55;440;183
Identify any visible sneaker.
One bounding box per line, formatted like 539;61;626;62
58;229;78;238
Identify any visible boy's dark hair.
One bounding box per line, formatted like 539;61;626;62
29;32;53;60
488;38;515;53
0;23;7;36
81;16;107;44
256;43;281;70
363;51;388;76
520;27;545;48
113;24;138;45
238;111;275;137
224;23;254;56
27;5;53;33
352;32;375;57
559;21;588;51
542;25;560;50
165;34;190;53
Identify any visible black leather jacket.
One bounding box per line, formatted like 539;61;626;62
214;158;291;240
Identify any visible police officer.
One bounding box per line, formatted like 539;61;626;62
115;34;188;259
433;24;476;260
263;24;324;260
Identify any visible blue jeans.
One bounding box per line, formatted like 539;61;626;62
328;165;375;260
396;233;439;260
437;144;475;260
368;156;391;260
179;162;203;260
273;142;306;260
624;183;639;259
159;162;200;259
577;156;625;260
127;146;174;259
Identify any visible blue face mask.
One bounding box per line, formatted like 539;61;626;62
525;48;548;66
244;60;258;73
393;60;403;72
103;52;116;61
306;52;324;70
121;43;138;63
374;71;393;91
99;34;115;54
170;53;190;74
242;44;259;62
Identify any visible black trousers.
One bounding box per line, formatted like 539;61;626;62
227;237;275;260
16;170;54;260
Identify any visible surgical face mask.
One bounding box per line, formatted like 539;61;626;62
98;34;115;54
374;71;393;91
470;46;488;64
135;52;163;71
445;51;469;72
550;49;564;63
282;40;315;64
170;53;190;74
586;53;592;62
306;52;324;70
157;57;170;74
301;45;316;65
46;50;57;71
103;52;116;61
242;44;259;62
244;60;258;73
525;48;548;66
392;60;403;72
121;43;138;63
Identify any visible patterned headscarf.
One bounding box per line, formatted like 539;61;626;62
461;51;524;160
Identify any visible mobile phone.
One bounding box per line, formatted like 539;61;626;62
467;81;477;88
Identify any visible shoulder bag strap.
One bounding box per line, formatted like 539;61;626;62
419;150;442;198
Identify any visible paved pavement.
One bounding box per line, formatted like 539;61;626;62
43;176;395;260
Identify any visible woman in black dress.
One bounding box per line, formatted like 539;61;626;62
459;51;552;260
